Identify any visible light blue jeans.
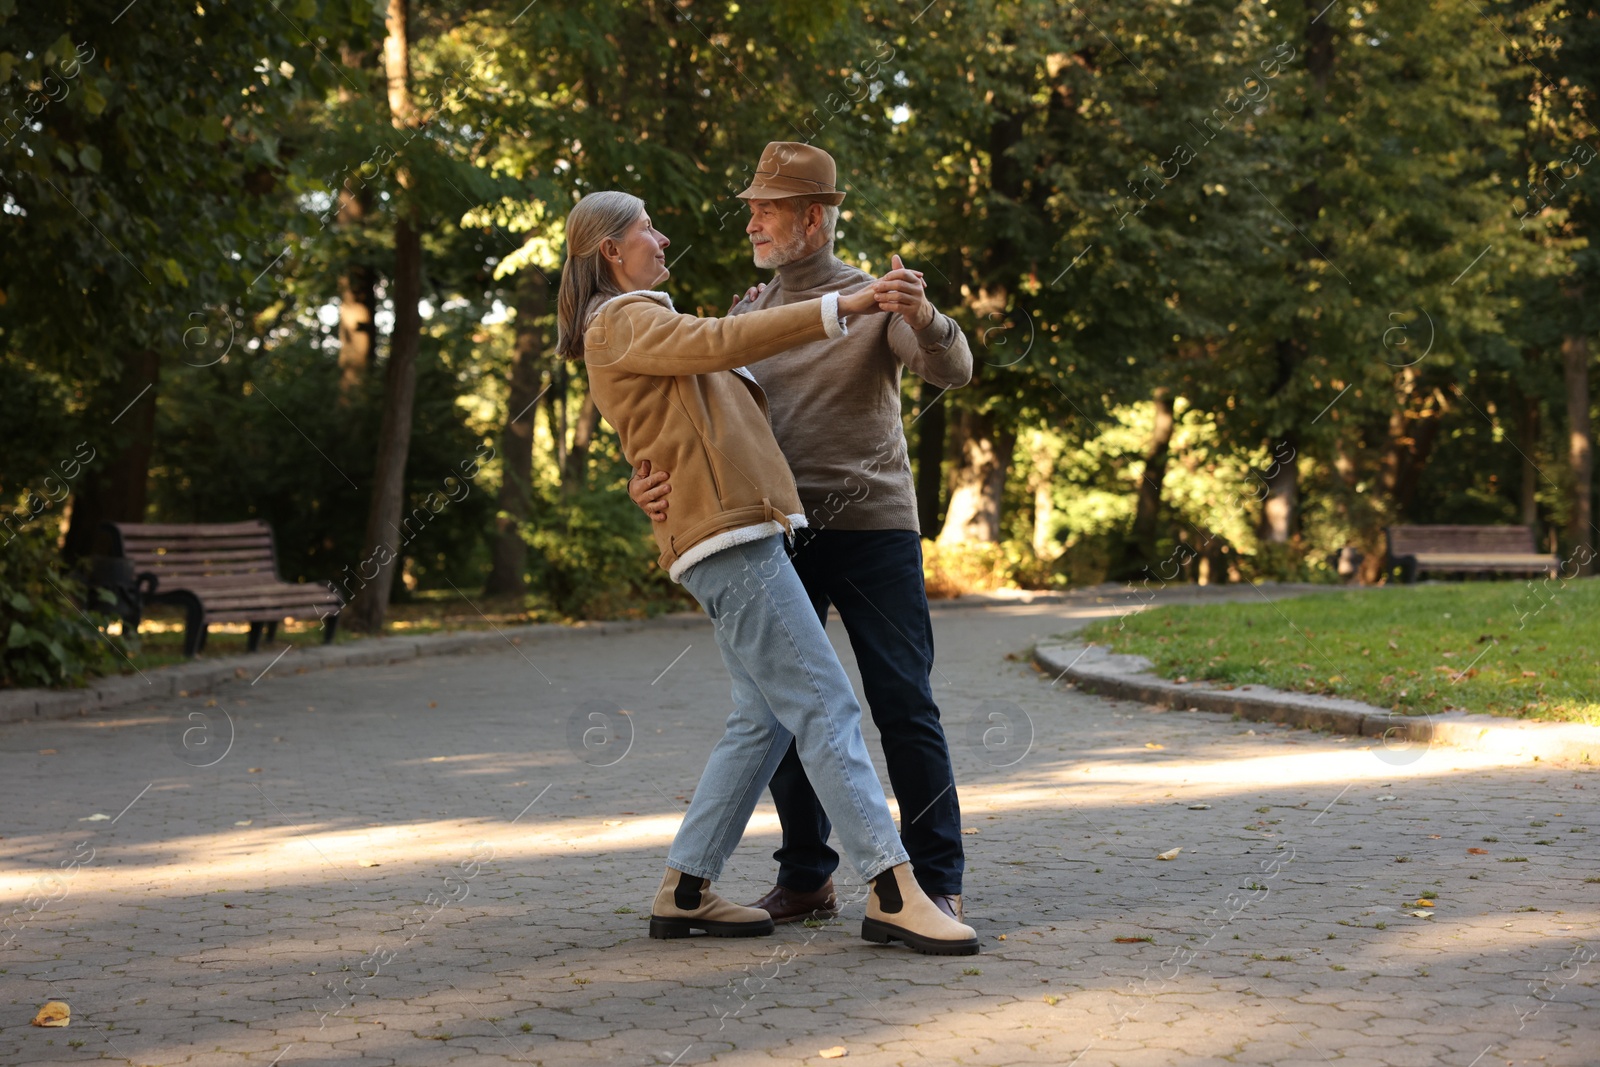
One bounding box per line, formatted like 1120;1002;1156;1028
668;535;909;884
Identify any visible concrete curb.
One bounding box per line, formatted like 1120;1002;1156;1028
1034;642;1599;767
0;612;711;726
928;590;1069;610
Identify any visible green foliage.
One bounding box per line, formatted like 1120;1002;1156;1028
523;481;685;620
0;526;121;688
921;538;1072;596
1082;579;1600;724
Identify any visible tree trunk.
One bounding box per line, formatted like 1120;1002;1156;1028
1028;430;1056;560
1260;435;1299;544
1564;330;1593;573
915;379;947;535
1359;369;1443;583
546;360;569;472
62;349;159;562
1130;387;1175;562
335;191;376;401
484;272;547;596
335;44;375;403
561;389;600;496
1392;414;1441;517
937;409;1014;545
347;0;422;633
1520;388;1540;528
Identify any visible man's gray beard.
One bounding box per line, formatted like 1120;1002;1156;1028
751;226;809;269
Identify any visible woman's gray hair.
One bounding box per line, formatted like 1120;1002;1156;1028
555;190;646;360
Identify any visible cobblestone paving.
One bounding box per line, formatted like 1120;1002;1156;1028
1;597;1594;1066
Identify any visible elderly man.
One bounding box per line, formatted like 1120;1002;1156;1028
629;142;973;921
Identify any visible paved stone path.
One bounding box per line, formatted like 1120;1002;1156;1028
1;595;1594;1066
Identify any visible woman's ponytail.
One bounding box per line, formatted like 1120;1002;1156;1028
554;191;646;360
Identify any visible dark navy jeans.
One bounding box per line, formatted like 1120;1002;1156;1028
769;527;964;896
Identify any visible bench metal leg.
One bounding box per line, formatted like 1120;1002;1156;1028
266;621;279;644
176;594;206;658
322;613;340;645
247;622;265;653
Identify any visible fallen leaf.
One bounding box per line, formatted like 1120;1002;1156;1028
1522;670;1538;678
78;814;110;822
1173;676;1189;684
357;860;380;868
234;819;253;827
1187;803;1211;810
247;768;262;774
996;934;1007;940
818;1047;848;1059
1145;742;1165;750
31;1001;69;1027
961;827;979;835
1468;847;1489;855
223;903;235;908
1428;835;1441;839
38;749;57;756
1376;795;1397;801
603;820;623;827
1388;640;1399;651
1157;848;1182;861
1113;936;1151;943
1413;899;1436;907
429;701;438;708
1408;910;1434;918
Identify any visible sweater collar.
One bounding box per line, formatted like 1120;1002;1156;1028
774;241;840;293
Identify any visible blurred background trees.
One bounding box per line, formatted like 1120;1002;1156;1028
2;0;1596;663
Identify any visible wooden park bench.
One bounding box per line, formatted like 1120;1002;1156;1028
104;520;344;657
1384;524;1558;584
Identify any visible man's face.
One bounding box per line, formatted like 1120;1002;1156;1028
745;199;810;269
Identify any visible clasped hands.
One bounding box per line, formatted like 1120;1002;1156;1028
731;254;934;329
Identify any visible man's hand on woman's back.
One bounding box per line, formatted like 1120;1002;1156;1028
629;459;672;521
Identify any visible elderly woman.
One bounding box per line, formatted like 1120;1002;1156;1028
554;190;976;956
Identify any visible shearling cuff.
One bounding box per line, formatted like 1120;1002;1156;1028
821;291;848;338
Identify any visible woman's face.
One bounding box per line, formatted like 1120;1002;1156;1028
608;211;671;292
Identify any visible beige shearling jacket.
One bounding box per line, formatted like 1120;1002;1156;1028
583;290;844;580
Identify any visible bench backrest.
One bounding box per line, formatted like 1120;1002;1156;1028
1386;524;1537;556
106;521;282;588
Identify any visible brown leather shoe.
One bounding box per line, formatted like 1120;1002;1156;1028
748;880;839;924
931;894;964;922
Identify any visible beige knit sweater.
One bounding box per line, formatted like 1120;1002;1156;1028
734;243;973;533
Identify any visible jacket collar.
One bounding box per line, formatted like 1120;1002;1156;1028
591;289;674;320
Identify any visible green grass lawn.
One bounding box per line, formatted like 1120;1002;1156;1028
1079;578;1600;725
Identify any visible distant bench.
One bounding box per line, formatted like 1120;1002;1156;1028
104;520;344;656
1385;524;1558;584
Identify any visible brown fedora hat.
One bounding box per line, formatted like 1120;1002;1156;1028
736;142;846;205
